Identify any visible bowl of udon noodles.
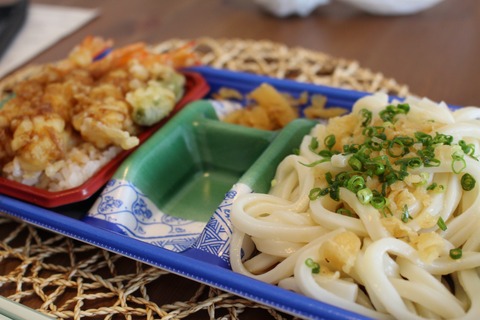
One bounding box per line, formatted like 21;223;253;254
224;88;480;318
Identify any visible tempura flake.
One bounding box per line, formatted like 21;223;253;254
0;36;196;191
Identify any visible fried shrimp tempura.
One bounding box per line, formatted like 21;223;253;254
72;83;139;149
0;36;196;190
10;114;70;172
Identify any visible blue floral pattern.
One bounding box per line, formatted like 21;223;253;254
86;179;252;263
191;183;252;265
98;196;122;213
132;198;152;220
86;179;207;252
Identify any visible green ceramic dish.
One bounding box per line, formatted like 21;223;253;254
114;100;276;221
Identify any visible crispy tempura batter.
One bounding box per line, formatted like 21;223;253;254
219;83;347;130
0;36;196;189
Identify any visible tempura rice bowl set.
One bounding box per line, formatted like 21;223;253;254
0;66;425;320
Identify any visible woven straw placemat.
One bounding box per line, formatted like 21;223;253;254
0;38;410;320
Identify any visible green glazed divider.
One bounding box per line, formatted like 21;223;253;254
237;117;317;194
112;100;278;222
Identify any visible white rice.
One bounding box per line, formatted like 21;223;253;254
3;143;121;192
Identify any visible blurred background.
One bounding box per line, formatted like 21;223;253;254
1;0;479;319
3;0;474;107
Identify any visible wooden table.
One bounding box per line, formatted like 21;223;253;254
2;0;480;318
31;0;480;107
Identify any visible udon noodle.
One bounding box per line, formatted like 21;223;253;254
230;93;480;319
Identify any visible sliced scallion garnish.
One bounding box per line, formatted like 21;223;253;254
305;258;320;274
437;217;447;231
449;248;463;260
461;173;476;191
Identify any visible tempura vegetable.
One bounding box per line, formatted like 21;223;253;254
127;68;186;126
0;36;198;190
217;82;348;130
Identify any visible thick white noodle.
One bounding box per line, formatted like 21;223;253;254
442;157;480;246
294;244;392;319
231;194;327;242
339;188;391;240
453;106;480;122
310;196;368;236
229;93;480;319
457;230;480;319
230;228;344;284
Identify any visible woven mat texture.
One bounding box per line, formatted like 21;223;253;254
0;38;410;320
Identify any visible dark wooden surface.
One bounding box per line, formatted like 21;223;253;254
29;0;480;107
2;0;480;318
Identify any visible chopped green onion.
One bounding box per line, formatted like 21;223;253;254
364;160;385;176
401;204;410;223
382;206;393;217
459;140;478;160
318;149;335;158
362;127;375;137
346;175;365;193
433;132;453;145
426;182;437;191
449;248;463;260
417;148;434;161
309;187;328;200
357;188;373;204
407;157;422;168
300;158;331;167
451;151;466;174
461;173;476;191
415;132;433;146
437;217;447;231
335;172;350;184
325;172;334;185
307;103;478;212
371;194;387;209
424;158;441;167
396;103;410;114
417;147;441;167
324;134;336;150
379;104;410;123
336;208;353;216
366;138;383;151
309;137;319;152
329;186;340;201
343;144;360;154
414;172;430;186
427;184;446;193
362;126;385;138
373;162;386;175
360;109;372;127
394;136;415;147
348;155;363;171
381;182;388;197
387;139;409;158
305;258;320;274
383;172;399;186
394;157;422;169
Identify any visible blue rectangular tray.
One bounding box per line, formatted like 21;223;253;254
0;66;373;320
